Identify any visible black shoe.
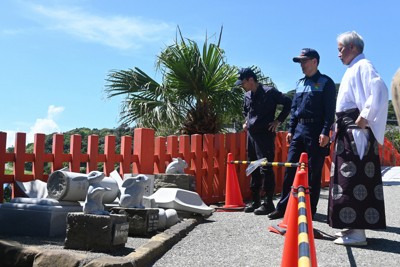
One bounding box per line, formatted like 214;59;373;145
244;202;260;213
254;202;275;215
313;229;324;239
268;210;284;220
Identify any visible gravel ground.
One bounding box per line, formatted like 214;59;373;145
153;186;400;267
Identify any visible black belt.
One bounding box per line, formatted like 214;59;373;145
336;108;360;131
298;118;315;124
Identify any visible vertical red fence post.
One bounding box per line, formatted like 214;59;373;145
275;132;288;193
13;133;34;197
237;131;249;200
0;132;5;201
120;136;133;176
52;133;69;172
154;136;166;174
14;133;29;182
213;134;226;202
69;134;83;173
104;135;118;175
87;135;100;172
32;134;46;181
179;135;191;174
321;131;335;187
0;132;15;201
202;134;214;202
167;135;179;163
225;133;237;156
133;128;154;174
225;133;239;199
274;132;282;193
190;134;203;197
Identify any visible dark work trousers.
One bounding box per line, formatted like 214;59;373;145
275;124;326;215
247;131;276;195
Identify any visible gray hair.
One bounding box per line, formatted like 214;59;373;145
337;31;364;53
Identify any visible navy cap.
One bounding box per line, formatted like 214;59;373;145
234;68;257;86
293;48;320;63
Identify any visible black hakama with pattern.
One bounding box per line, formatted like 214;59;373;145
328;119;386;230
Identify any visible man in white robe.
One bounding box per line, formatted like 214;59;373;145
328;31;388;246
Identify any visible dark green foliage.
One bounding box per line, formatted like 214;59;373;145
3;183;12;202
105;26;245;136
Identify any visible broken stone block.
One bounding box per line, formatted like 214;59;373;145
64;212;128;252
153;174;196;192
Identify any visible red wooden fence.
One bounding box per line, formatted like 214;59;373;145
1;128;399;204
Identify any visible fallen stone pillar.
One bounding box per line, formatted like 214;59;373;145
47;170;119;203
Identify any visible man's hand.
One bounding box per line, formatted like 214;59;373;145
286;133;292;143
355;116;368;129
243;122;248;131
319;134;330;147
268;120;281;132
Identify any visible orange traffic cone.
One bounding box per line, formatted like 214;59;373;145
268;191;295;235
281;153;317;267
280;173;301;267
217;153;245;211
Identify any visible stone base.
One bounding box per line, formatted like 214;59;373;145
64;213;128;252
110;207;159;237
0;198;82;237
154;174;196;192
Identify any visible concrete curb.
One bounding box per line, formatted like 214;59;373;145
125;217;200;266
0;217;202;267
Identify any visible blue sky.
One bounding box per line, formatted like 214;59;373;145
1;0;399;148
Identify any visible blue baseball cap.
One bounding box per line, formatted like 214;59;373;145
234;68;257;86
293;48;320;63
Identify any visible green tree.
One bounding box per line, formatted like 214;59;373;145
104;27;244;136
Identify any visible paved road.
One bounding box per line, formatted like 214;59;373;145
152;186;400;267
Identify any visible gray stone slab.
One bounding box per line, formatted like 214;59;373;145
0;202;82;237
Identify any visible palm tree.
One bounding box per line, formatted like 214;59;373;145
104;26;244;136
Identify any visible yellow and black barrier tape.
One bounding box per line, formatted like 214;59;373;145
297;187;311;267
229;160;304;168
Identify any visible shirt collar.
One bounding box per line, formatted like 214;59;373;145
303;70;321;83
349;53;365;67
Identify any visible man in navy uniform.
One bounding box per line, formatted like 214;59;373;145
268;49;336;220
236;68;291;215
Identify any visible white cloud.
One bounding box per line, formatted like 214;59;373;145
30;5;175;50
27;105;64;143
5;105;64;148
47;105;64;120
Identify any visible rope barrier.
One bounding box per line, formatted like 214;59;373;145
229;160;306;168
